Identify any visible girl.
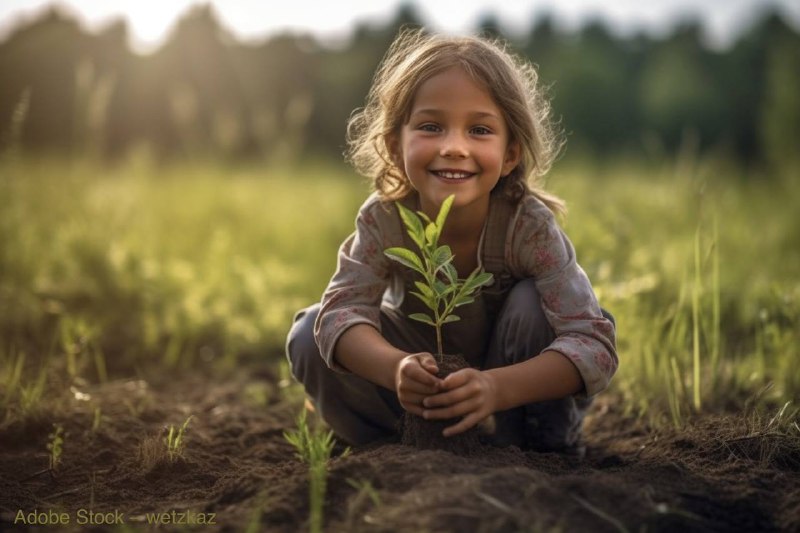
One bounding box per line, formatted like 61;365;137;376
286;30;617;454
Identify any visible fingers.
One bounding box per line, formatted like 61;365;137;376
397;353;441;394
443;413;486;437
423;369;482;408
397;353;442;415
422;396;481;421
397;387;428;416
441;369;469;390
417;369;497;435
422;385;472;409
418;353;439;375
404;363;441;392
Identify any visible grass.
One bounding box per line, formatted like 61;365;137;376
283;409;340;533
137;414;194;468
47;423;64;471
0;153;797;431
550;155;799;425
165;415;193;462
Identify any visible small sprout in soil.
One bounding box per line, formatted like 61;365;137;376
91;406;102;433
47;423;64;471
345;477;381;507
283;409;337;533
165;415;193;462
384;194;493;357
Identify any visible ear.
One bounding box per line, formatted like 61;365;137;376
384;132;403;169
501;141;522;177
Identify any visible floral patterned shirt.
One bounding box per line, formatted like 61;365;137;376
314;192;617;397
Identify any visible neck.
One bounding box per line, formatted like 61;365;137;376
439;197;490;245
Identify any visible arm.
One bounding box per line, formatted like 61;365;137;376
333;324;407;391
314;197;442;414
424;198;617;435
335;324;442;416
486;350;583;410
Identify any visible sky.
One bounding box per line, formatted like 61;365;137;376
1;0;798;52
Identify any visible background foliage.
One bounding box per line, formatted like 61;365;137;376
1;3;799;167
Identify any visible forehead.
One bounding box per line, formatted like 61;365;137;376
409;66;501;117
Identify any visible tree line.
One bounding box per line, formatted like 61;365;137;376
1;3;798;166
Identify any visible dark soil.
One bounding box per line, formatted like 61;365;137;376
399;353;483;456
1;366;799;532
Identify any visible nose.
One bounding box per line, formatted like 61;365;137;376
440;131;468;159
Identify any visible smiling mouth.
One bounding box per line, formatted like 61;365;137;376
431;170;476;180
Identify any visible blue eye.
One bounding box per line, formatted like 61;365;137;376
471;126;492;135
419;123;440;132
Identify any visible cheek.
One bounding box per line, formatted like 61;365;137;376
403;138;432;164
477;145;506;169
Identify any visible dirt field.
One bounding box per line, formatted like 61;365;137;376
1;365;798;532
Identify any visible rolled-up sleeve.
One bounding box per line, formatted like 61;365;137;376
314;196;391;372
510;197;618;397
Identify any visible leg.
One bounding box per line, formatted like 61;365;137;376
483;279;592;453
286;304;403;445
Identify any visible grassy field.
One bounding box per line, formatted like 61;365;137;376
1;154;798;423
1;154;798;530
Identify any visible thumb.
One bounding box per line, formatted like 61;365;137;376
418;353;439;374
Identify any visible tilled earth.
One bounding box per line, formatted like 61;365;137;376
1;366;798;532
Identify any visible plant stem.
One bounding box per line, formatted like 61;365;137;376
692;226;701;411
435;323;443;358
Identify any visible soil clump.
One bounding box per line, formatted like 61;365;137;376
399;353;484;456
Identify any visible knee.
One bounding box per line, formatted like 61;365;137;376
490;279;554;362
601;308;616;327
498;279;548;331
286;304;322;381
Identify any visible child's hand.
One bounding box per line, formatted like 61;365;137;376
421;369;498;437
394;353;442;416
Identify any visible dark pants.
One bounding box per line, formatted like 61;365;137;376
286;279;608;451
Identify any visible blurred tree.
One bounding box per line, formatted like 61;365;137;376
758;18;800;169
523;13;559;63
475;13;505;41
306;2;424;157
542;20;638;153
0;3;798;168
0;8;89;152
638;21;728;152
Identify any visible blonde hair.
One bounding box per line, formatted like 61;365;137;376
346;28;565;215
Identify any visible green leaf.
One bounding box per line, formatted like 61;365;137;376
414;281;435;299
453;296;475;308
462;270;494;294
384;247;425;275
424;222;438;246
410;291;436;310
443;263;458;284
433;279;448;296
396;202;425;250
440;284;457;296
435;195;455;232
416;210;433;225
409;313;436;326
442;314;461;324
432;245;453;267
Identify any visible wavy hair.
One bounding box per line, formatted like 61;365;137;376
346;29;565;215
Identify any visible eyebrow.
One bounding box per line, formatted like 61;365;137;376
411;108;501;121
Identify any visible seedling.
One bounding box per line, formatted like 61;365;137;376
47;423;64;471
283;409;337;533
92;407;102;433
165;415;193;462
384;194;493;356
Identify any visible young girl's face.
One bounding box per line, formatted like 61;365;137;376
390;66;520;220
